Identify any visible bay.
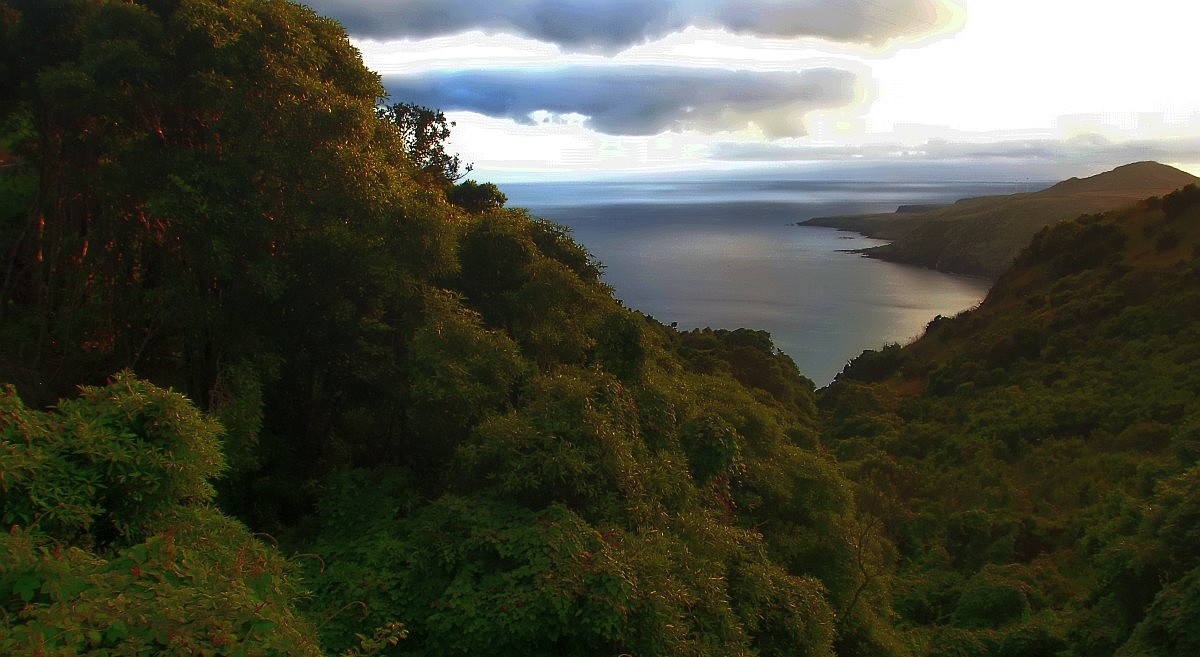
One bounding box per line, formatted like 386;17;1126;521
503;175;1028;385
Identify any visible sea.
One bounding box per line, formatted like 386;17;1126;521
502;172;1042;385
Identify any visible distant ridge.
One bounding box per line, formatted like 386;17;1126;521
803;161;1200;278
1046;161;1200;193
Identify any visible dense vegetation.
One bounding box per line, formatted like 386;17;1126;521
1;374;326;655
2;1;1198;656
823;183;1200;655
0;2;896;655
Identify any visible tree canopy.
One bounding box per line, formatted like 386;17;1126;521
0;2;895;655
0;374;326;656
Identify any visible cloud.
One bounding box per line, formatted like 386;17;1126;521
710;134;1200;165
306;0;962;53
383;66;858;137
708;0;953;43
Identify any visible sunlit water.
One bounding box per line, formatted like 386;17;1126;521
503;176;1023;385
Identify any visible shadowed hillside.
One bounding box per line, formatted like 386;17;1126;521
804;162;1199;277
0;2;900;655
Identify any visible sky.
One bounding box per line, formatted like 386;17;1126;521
302;0;1200;182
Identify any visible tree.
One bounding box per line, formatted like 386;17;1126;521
0;0;464;520
379;101;470;185
448;179;507;214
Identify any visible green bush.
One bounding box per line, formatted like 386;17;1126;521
0;375;323;656
0;371;224;546
997;623;1064;657
951;568;1031;629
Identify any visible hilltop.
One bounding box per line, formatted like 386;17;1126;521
804;161;1199;277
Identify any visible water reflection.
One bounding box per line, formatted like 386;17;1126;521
506;180;997;384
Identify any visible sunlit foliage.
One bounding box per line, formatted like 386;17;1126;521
823;185;1200;656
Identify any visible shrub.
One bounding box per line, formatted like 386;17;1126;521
0;371;224;546
951;567;1031;629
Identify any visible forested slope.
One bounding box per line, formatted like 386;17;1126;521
0;2;902;655
822;183;1200;656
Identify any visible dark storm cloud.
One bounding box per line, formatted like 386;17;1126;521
383;66;858;137
304;0;958;53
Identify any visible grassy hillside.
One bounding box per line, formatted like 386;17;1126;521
822;182;1200;656
804;162;1199;278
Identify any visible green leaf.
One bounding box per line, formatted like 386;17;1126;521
13;573;40;602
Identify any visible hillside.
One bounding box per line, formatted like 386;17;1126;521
0;2;898;655
822;182;1200;656
803;162;1199;277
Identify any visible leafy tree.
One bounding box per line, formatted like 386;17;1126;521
676;328;816;413
401;292;527;478
0;371;223;545
1118;566;1200;657
0;0;473;522
379;101;470;185
0;0;433;405
447;179;507;214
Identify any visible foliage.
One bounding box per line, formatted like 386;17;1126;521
0;376;323;656
838;343;908;383
21;2;1196;656
949;566;1030;629
1;371;224;546
0;2;890;653
1117;565;1200;657
822;185;1200;656
306;487;840;657
446;180;507;214
400;292;527;476
675;328;816;414
378;102;469;185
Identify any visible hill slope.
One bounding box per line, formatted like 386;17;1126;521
804;162;1199;277
822;182;1200;656
0;2;899;655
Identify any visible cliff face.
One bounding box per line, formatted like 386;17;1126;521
804;162;1200;278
